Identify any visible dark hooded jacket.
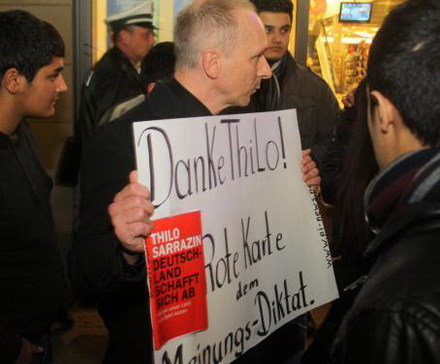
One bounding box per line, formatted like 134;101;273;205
331;149;440;364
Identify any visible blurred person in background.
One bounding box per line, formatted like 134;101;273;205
77;1;156;148
98;41;176;125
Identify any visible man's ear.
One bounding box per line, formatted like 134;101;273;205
118;29;131;45
370;90;399;134
2;68;26;94
201;48;221;79
146;82;156;94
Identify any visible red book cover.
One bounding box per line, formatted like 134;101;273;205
144;210;208;349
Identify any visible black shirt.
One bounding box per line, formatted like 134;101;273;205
0;123;64;362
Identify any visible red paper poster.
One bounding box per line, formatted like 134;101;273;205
144;210;208;349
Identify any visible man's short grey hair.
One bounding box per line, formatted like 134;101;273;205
174;0;255;69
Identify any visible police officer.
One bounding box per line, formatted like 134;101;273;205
77;1;156;147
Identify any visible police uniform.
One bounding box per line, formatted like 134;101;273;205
76;1;156;148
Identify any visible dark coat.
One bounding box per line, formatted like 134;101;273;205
236;52;341;167
0;123;64;362
331;150;440;364
277;53;341;166
63;47;147;188
77;47;145;147
70;80;212;363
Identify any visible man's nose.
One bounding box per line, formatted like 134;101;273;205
56;74;68;93
272;31;282;44
258;56;272;79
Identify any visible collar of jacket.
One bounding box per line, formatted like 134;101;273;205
134;78;213;120
256;52;294;112
0;122;23;148
363;148;440;257
0;130;10;148
0;122;51;204
111;46;140;73
271;52;294;80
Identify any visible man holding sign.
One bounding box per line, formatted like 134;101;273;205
70;0;321;363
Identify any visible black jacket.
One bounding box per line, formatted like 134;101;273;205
0;123;64;362
320;107;356;205
276;53;341;166
331;150;440;364
250;53;341;167
70;80;212;363
77;46;145;148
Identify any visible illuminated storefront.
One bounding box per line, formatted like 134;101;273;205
82;0;404;100
305;0;404;96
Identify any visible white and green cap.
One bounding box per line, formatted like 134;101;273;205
105;1;156;30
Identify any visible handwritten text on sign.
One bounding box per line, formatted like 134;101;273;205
133;110;338;363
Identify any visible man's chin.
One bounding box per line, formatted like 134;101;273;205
236;96;251;108
264;52;283;63
29;109;55;119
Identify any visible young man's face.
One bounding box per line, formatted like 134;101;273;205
259;11;292;62
219;9;272;107
21;56;67;118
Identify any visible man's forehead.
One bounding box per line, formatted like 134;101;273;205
237;15;268;53
49;56;64;67
125;25;153;36
41;57;65;72
259;11;291;26
236;8;265;34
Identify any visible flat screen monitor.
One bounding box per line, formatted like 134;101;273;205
339;2;373;23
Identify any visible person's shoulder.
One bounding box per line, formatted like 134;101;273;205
102;94;147;125
282;53;326;86
334;300;440;363
93;48;124;75
284;72;337;113
82;111;134;163
292;61;332;91
109;95;156;126
346;296;440;346
347;248;440;327
282;55;335;104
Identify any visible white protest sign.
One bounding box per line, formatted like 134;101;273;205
133;109;338;363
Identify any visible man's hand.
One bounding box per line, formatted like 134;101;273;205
16;338;43;364
301;149;321;188
342;89;355;108
108;171;154;256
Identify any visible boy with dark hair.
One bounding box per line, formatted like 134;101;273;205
250;0;340;168
251;0;293;19
331;1;440;362
0;10;67;364
140;41;176;93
